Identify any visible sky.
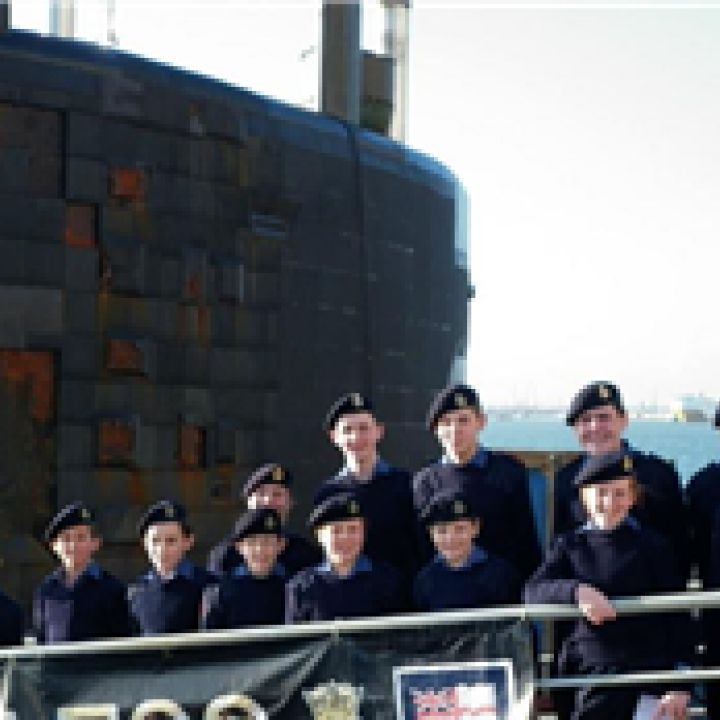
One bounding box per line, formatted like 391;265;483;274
11;1;720;408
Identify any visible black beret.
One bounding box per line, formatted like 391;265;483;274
44;501;95;543
137;500;189;537
714;401;720;429
566;381;625;426
323;392;374;432
574;450;635;488
307;490;365;529
426;383;482;429
231;508;282;541
242;463;292;499
420;490;478;526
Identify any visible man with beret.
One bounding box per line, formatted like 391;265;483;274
686;400;720;718
317;392;419;584
33;501;130;643
128;500;216;635
554;381;689;575
202;508;286;629
413;383;541;580
286;490;403;622
207;463;321;578
413;489;521;611
525;451;692;720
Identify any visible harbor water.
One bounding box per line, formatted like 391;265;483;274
483;416;719;484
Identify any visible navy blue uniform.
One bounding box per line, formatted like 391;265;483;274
413;452;541;581
689;463;720;720
687;462;720;585
207;531;321;578
554;446;689;577
0;590;23;647
33;563;130;643
524;521;693;719
202;564;286;630
128;560;216;635
413;546;521;612
286;556;403;622
316;460;419;583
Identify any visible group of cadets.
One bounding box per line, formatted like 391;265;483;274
2;381;720;718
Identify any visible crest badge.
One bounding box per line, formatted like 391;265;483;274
80;508;90;521
303;681;363;720
455;393;467;408
265;515;276;530
348;500;360;516
453;500;466;516
598;384;610;400
351;393;363;408
623;455;633;473
273;466;284;483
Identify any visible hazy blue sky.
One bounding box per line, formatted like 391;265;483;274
13;1;720;407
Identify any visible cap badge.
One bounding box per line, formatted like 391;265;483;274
598;384;610;400
265;515;276;530
455;393;467;408
623;455;633;472
80;508;90;520
351;393;363;408
165;503;175;518
272;466;284;483
453;500;466;515
348;500;360;515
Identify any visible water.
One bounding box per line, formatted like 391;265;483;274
482;417;720;484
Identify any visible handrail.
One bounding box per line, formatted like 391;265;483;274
1;589;719;660
538;668;720;690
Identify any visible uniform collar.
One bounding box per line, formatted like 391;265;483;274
434;545;487;570
54;561;102;586
317;554;372;578
231;562;286;579
337;458;391;480
579;516;641;533
582;439;635;459
145;559;195;582
441;447;488;469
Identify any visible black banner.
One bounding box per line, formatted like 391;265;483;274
1;617;533;719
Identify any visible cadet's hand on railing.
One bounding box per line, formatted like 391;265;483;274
653;691;689;719
576;584;617;625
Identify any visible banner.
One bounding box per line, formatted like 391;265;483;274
1;617;533;719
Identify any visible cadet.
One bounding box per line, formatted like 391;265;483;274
285;491;403;622
317;392;419;582
524;451;692;720
413;383;541;580
554;381;689;576
414;490;521;611
687;401;720;719
0;588;23;647
128;500;215;635
33;501;130;643
687;401;720;588
202;508;286;630
206;463;321;578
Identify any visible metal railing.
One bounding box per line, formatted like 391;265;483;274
0;588;718;690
